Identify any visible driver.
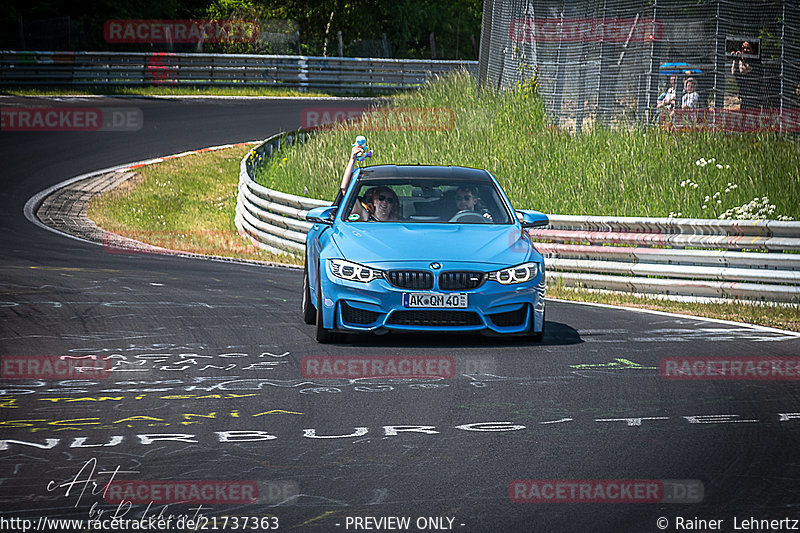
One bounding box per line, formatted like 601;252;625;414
455;186;480;212
452;186;493;221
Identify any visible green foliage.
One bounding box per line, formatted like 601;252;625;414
2;0;482;59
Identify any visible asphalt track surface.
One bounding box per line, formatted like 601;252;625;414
1;96;800;533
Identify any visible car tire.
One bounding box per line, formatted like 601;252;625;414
315;277;339;344
302;258;316;325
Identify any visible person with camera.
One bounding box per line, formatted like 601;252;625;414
731;41;762;110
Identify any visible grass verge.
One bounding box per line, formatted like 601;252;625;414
548;284;800;333
88;144;302;265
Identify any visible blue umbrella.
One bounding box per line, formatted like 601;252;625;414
659;62;704;75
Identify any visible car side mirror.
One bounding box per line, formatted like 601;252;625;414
306;206;337;225
517;210;549;228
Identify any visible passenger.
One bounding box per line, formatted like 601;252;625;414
352;186;399;222
339;144;364;197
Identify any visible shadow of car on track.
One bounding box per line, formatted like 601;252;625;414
320;320;582;348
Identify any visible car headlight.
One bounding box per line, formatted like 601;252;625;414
487;262;539;284
329;259;384;283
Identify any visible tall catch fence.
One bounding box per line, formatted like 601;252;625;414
478;0;800;132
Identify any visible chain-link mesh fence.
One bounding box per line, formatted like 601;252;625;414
478;0;799;132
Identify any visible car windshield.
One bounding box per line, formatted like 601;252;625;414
343;177;513;224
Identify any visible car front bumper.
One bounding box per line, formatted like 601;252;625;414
318;261;545;336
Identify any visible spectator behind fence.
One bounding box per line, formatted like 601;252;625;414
656;75;677;121
681;78;699;109
731;41;762;110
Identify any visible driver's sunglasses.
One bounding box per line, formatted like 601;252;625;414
457;195;473;201
377;194;395;204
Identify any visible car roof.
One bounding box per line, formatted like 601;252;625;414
357;165;493;182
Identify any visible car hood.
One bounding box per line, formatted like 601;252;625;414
331;223;537;267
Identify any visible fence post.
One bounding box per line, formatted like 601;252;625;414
551;3;565;127
596;0;610;125
477;0;494;90
713;0;723;118
644;0;657;123
298;56;308;91
780;0;786;133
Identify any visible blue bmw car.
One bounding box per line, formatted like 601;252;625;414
303;165;548;343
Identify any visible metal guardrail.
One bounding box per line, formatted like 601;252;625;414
237;131;800;303
235;130;327;256
0;51;477;92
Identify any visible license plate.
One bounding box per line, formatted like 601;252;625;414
403;293;468;308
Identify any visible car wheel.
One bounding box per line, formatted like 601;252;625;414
315;278;339;344
302;258;316;325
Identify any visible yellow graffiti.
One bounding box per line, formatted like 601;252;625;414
183;412;217;420
39;397;124;403
569;358;656;370
0;419;48;428
49;418;102;426
113;416;165;424
0;398;19;409
195;394;257;399
181;412;216;425
2;407;305;433
37;393;259;403
296;511;341;527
